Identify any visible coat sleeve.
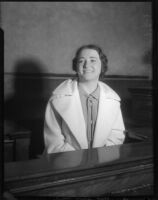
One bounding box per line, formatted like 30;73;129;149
105;106;125;146
44;100;76;153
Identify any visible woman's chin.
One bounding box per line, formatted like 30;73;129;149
79;75;98;82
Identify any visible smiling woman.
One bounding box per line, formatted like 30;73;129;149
43;44;125;154
73;44;108;82
77;48;102;84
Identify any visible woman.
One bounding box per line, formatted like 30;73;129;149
44;44;125;154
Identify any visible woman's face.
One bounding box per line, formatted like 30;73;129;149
77;48;102;82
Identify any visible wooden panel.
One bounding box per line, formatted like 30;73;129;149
4;142;153;196
4;139;15;162
129;88;152;125
5;131;31;162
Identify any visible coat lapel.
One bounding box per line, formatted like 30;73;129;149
93;82;120;147
52;80;88;149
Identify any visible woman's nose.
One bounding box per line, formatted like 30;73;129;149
83;60;89;68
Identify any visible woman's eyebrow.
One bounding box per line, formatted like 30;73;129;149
78;56;97;59
89;56;97;59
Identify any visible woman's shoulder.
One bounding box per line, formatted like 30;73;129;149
49;79;77;100
99;81;121;101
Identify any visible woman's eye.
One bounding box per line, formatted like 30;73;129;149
91;59;96;63
78;60;84;64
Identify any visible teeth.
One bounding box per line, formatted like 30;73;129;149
83;70;93;73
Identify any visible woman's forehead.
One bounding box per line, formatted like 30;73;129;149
78;48;99;58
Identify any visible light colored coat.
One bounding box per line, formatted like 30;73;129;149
44;79;125;153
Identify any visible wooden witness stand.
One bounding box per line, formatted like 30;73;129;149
4;140;153;197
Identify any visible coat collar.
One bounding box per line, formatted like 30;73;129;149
52;79;120;101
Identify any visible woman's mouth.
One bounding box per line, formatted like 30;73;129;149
83;69;94;73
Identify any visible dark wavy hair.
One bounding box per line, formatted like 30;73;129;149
72;44;108;79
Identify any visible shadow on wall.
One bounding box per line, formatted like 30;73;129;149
5;58;47;159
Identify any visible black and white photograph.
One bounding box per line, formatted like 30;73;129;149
2;2;155;198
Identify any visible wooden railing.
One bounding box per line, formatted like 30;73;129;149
4;141;153;197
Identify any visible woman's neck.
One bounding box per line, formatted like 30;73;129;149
78;80;99;94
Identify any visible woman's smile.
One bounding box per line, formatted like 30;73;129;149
83;69;94;73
